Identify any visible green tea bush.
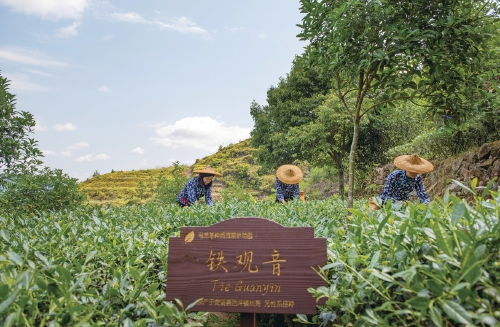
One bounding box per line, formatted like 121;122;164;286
0;167;86;216
386;113;500;161
154;161;189;205
0;199;350;326
304;179;500;327
219;180;257;202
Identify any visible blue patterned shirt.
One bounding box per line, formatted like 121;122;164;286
275;177;300;202
379;170;430;204
177;177;213;206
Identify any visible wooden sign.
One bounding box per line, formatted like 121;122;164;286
166;217;327;314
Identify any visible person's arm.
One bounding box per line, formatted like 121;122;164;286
379;171;397;204
275;178;285;204
185;178;199;205
293;183;300;198
415;175;430;204
205;186;213;206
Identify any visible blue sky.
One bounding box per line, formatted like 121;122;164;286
0;0;306;180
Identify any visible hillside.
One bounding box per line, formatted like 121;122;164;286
79;139;276;206
79;166;190;206
80;139;500;206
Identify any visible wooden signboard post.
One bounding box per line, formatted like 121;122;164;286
166;217;327;326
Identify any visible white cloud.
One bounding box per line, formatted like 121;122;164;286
74;154;92;162
42;150;57;156
229;27;244;32
131;147;145;154
150;117;251;152
24;69;53;77
156;17;211;39
52;123;77;131
34;121;49;131
109;11;148;24
108;11;211;39
0;0;89;20
56;21;81;38
257;33;267;39
98;86;110;92
74;153;110;162
0;46;68;67
4;72;50;92
67;142;89;150
60;151;72;157
95;154;110;160
41;150;72;157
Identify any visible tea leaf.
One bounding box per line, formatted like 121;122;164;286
369;269;395;282
460;249;481;285
432;222;454;257
0;288;20;314
369;251;380;268
428;279;444;296
451;179;473;194
429;305;443;327
377;213;391;234
454;230;472;247
0;229;9;243
6;252;23;266
85;250;98;264
2;312;18;327
440;300;472;324
451;202;465;225
406;296;430;311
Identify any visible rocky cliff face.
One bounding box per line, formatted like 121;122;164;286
370;140;500;201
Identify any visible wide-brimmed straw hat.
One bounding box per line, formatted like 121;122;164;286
394;154;434;174
193;165;222;177
276;164;303;184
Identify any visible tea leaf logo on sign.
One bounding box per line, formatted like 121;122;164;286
184;231;195;244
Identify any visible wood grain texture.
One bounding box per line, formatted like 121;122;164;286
166;217;327;314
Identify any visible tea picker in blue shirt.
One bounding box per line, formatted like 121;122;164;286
275;164;303;204
177;166;222;207
378;154;434;207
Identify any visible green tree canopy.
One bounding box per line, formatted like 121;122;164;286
0;73;43;174
250;57;332;169
285;94;355;198
298;0;500;207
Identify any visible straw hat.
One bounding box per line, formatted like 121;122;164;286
193;165;222;177
394;154;434;174
276;164;303;184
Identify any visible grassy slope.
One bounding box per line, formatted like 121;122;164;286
79;138;497;206
78;166;190;206
79;139;276;206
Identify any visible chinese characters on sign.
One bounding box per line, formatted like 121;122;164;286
166;217;327;314
207;249;284;275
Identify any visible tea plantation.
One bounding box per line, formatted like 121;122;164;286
1;181;499;326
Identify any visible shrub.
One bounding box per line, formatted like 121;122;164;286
0;167;86;215
154;161;189;204
305;179;500;327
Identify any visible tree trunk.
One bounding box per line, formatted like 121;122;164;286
335;155;345;200
347;117;360;209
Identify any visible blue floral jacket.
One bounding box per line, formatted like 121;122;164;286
275;177;300;202
379;170;430;204
177;177;213;206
